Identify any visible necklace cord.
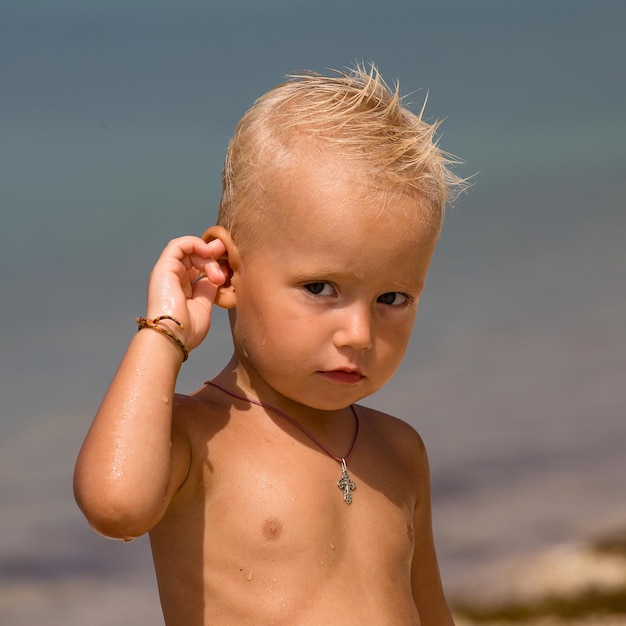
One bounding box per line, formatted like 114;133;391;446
205;380;360;464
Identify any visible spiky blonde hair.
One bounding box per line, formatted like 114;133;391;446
218;64;463;245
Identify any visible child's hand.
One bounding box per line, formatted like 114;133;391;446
145;236;229;352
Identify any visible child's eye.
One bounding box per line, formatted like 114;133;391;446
304;282;336;297
377;292;410;306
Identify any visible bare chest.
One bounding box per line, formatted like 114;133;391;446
213;448;412;553
151;419;420;624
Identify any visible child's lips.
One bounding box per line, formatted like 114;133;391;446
317;369;364;384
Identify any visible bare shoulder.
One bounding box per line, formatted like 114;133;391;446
162;389;232;507
353;403;431;498
168;387;236;467
355;404;428;460
170;388;230;437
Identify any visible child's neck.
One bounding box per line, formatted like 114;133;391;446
205;377;360;505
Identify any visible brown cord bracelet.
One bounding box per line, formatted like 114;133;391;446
136;315;189;362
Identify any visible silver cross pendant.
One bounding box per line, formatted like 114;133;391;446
337;458;356;504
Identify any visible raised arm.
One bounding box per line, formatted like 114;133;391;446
73;234;228;540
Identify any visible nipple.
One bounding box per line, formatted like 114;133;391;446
262;517;284;541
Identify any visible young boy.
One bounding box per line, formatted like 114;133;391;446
74;65;463;625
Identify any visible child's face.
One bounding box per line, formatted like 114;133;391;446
229;149;438;411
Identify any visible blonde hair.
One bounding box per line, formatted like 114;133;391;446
218;63;464;246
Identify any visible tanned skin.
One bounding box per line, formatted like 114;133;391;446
74;149;454;625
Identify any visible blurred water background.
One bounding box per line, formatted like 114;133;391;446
1;0;625;623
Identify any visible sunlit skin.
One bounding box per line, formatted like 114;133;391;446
224;150;435;419
74;146;454;625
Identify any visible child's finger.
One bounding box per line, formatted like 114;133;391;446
203;236;227;259
161;235;225;264
157;237;227;280
207;256;231;285
185;239;229;285
189;272;221;305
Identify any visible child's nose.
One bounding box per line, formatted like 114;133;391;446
333;304;373;351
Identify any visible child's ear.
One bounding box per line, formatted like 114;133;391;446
201;225;240;310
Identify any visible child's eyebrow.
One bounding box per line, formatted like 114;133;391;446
291;267;363;281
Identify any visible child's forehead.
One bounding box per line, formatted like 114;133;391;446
246;185;434;267
231;140;440;262
264;148;435;238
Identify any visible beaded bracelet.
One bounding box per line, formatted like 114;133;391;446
136;315;189;362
